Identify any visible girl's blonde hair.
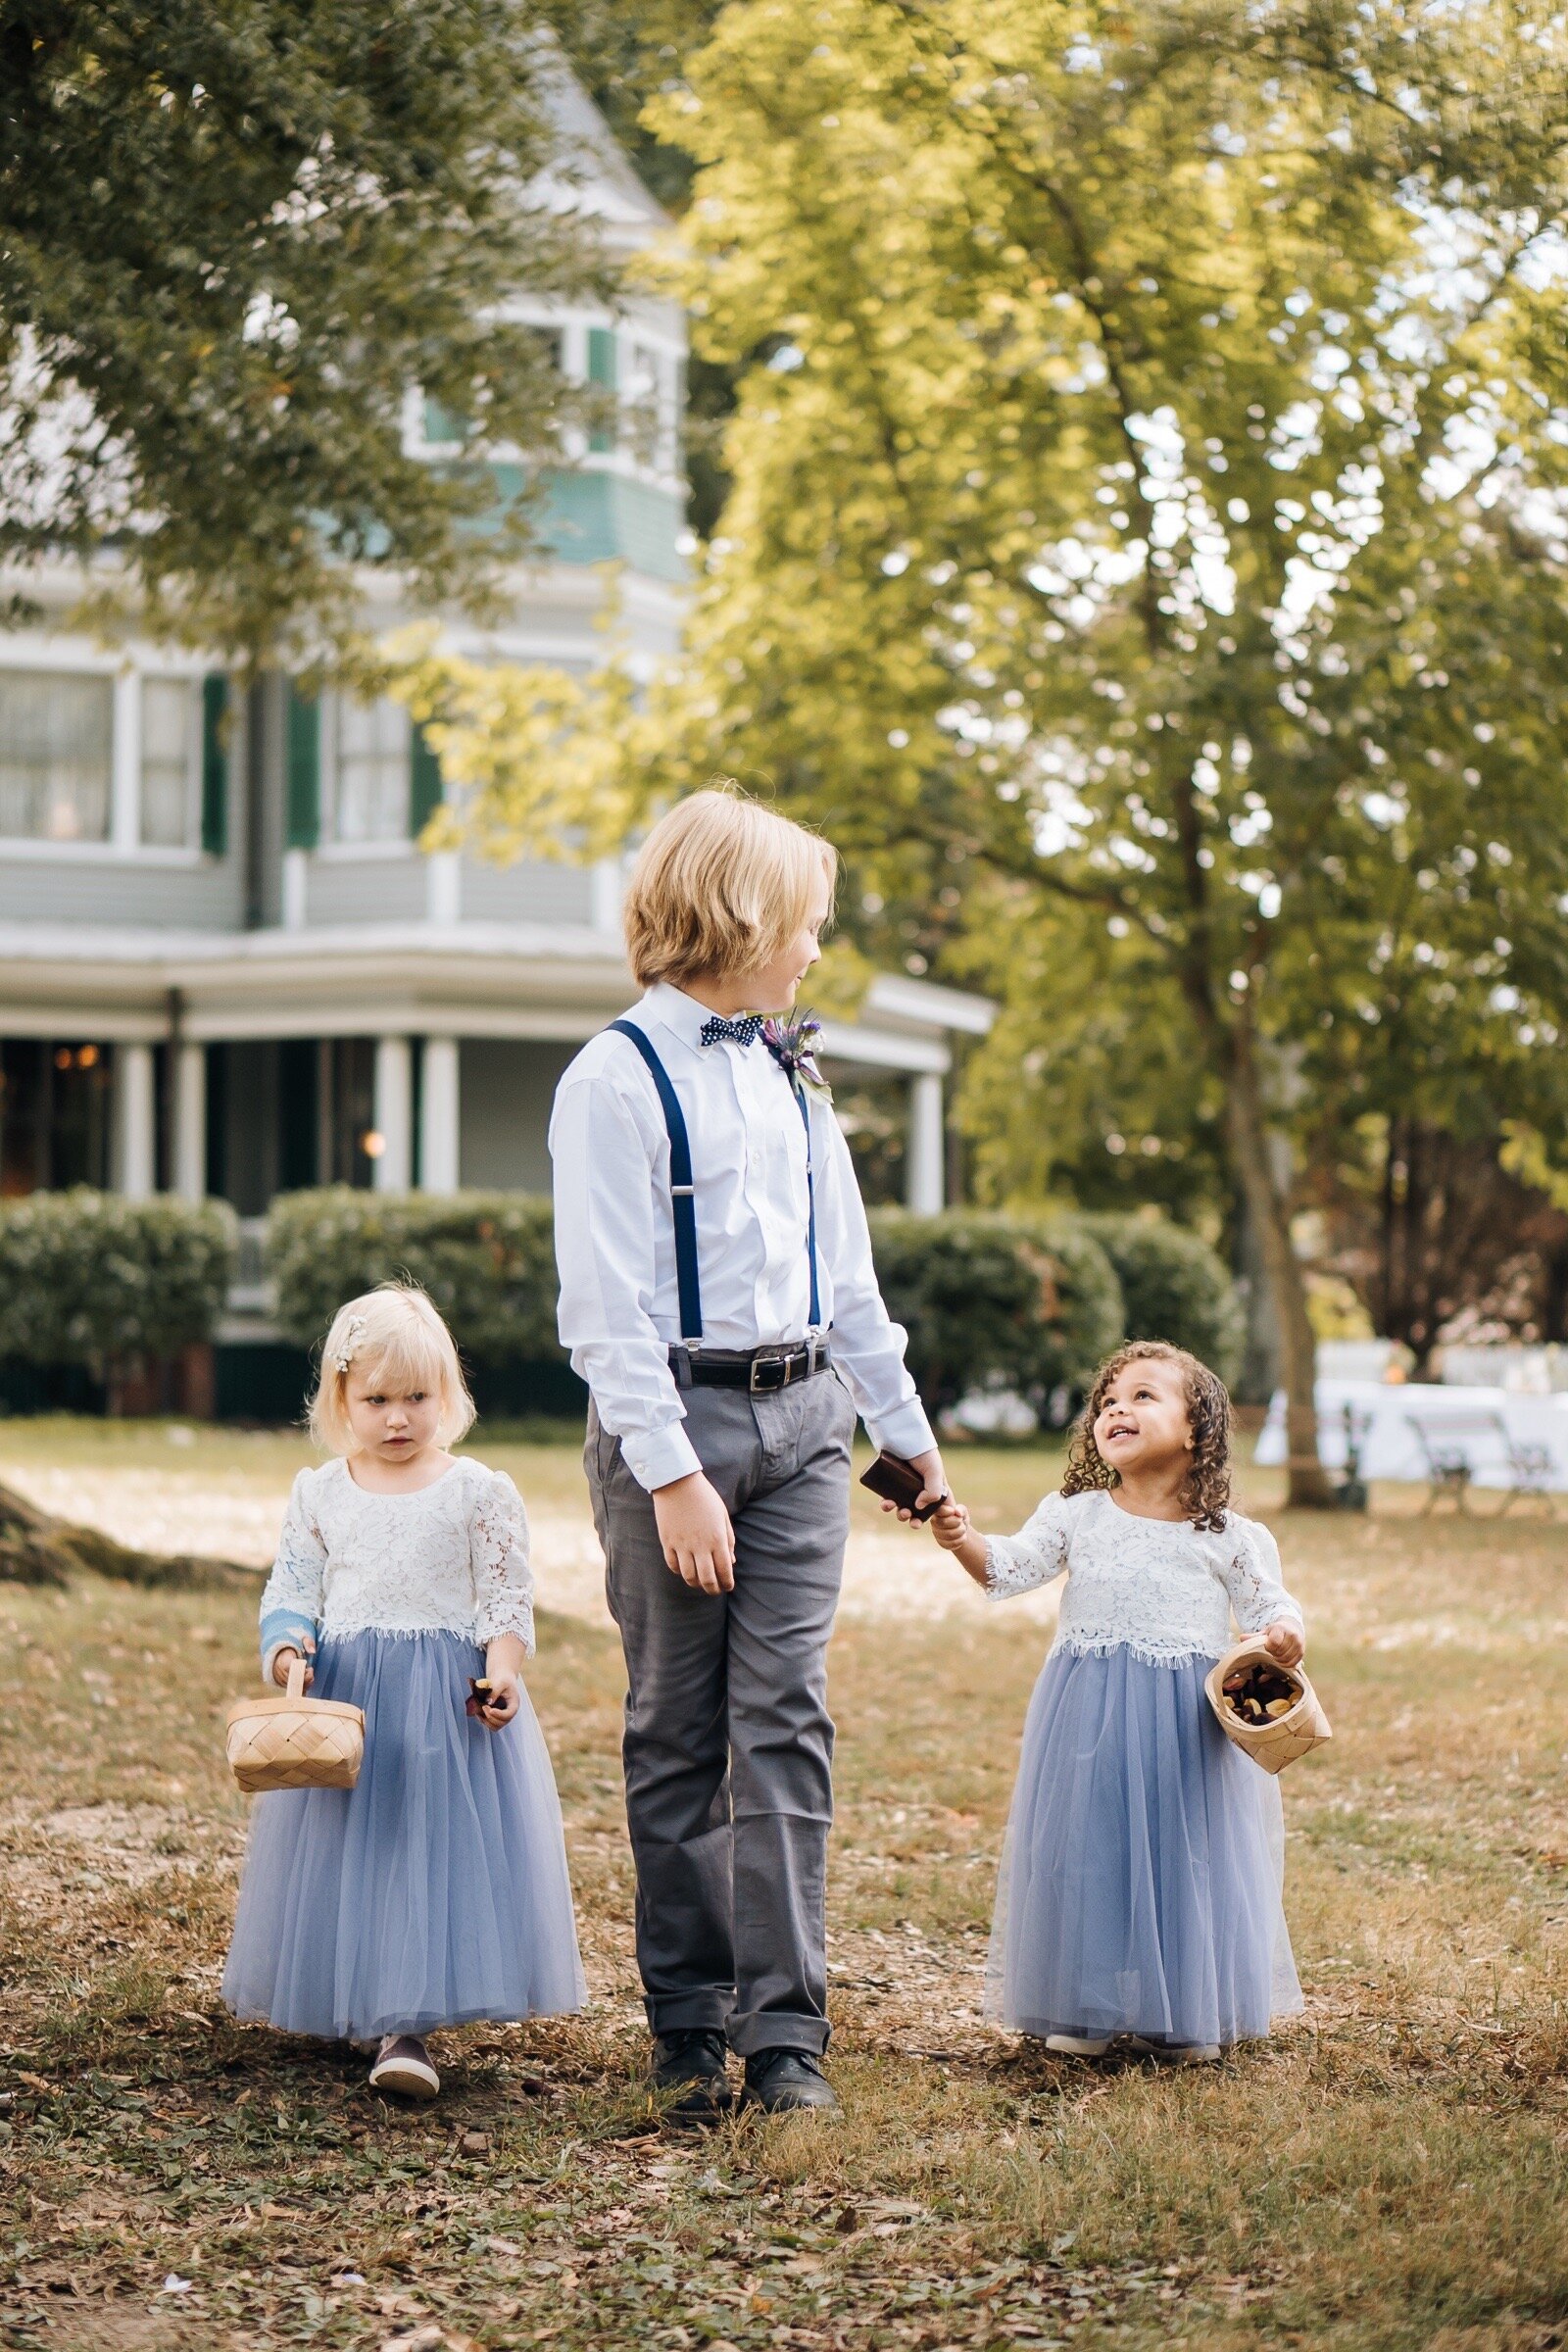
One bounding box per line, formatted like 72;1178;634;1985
623;786;837;990
309;1284;476;1453
1062;1340;1233;1531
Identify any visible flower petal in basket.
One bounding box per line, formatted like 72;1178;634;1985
1204;1638;1332;1777
225;1655;365;1793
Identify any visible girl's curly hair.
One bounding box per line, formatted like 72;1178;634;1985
1061;1341;1233;1530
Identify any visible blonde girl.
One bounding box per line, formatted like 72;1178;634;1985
222;1285;583;2099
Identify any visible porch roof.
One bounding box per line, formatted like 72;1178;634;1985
0;920;995;1078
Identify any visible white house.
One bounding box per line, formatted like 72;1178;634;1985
0;71;992;1399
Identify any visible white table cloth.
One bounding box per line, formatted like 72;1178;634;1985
1255;1379;1568;1491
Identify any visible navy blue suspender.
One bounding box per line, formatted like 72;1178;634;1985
609;1019;704;1345
608;1017;820;1346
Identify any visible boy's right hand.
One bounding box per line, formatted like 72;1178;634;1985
271;1645;315;1691
653;1470;737;1595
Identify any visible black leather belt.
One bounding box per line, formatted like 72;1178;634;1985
670;1340;833;1393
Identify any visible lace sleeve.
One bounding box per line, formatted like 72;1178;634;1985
259;1473;327;1682
1222;1515;1303;1640
985;1490;1075;1600
471;1469;535;1654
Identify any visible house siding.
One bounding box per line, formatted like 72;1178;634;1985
459;858;595;926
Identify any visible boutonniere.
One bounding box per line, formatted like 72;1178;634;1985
761;1012;832;1101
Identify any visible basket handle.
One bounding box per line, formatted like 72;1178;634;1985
285;1655;308;1701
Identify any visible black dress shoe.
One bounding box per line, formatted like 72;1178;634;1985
741;2048;840;2114
648;2030;734;2123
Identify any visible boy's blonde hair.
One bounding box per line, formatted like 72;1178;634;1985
623;786;837;991
309;1284;476;1453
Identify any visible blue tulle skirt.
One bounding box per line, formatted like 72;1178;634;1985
222;1631;586;2043
986;1643;1300;2048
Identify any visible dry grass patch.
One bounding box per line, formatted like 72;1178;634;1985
0;1429;1566;2348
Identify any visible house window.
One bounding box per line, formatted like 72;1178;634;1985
332;696;411;843
0;671;112;842
140;677;199;848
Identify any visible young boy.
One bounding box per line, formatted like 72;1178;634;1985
550;789;944;2118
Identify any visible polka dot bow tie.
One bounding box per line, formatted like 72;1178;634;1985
699;1012;765;1049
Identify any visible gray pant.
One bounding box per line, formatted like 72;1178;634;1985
585;1370;856;2056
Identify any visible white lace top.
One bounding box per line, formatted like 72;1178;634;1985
257;1455;534;1678
985;1488;1302;1666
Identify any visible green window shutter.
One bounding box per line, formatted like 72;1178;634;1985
587;326;618;454
201;673;229;858
410;721;442;837
285;683;319;850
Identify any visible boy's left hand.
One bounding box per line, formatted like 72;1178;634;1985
1262;1621;1304;1668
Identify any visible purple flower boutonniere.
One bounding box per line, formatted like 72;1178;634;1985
761;1012;832;1101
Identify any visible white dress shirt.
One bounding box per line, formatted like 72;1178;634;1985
549;982;936;1492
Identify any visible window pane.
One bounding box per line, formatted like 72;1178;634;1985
0;671;112;841
141;678;196;847
334;697;409;842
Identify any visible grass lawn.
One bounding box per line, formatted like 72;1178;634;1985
1;1422;1566;2350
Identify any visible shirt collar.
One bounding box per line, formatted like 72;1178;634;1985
642;981;747;1053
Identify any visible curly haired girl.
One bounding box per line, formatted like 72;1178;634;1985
927;1341;1305;2061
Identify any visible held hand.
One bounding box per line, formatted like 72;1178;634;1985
929;1497;972;1552
271;1643;314;1691
1263;1621;1305;1668
653;1471;736;1595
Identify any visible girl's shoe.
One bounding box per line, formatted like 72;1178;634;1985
369;2034;440;2100
1128;2038;1222;2065
1044;2033;1111;2057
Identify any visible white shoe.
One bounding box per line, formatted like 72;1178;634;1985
369;2034;440;2100
1045;2033;1111;2057
1128;2037;1222;2065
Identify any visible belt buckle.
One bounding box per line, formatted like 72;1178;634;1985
749;1348;792;1394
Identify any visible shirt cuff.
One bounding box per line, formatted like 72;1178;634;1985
864;1396;938;1463
621;1421;705;1494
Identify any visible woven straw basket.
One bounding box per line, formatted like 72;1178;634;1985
225;1656;365;1793
1204;1638;1332;1777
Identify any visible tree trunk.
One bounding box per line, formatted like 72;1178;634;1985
0;1478;255;1591
1224;1029;1337;1509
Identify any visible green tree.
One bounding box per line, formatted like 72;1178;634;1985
671;0;1568;1494
399;1;1568;1500
0;1;609;659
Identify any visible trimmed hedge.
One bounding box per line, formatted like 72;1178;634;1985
1080;1213;1244;1391
263;1191;1242;1417
0;1191;236;1368
266;1190;563;1363
865;1210;1125;1416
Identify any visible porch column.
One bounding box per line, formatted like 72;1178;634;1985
372;1035;413;1192
172;1043;207;1200
419;1037;461;1194
905;1071;946;1215
114;1041;157;1199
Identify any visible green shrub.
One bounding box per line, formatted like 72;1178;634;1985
866;1210;1124;1416
0;1190;236;1369
265;1189;563;1363
1078;1213;1244;1390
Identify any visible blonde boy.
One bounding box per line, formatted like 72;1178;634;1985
550;790;943;2118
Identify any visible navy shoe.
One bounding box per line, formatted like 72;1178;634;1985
648;2030;734;2124
741;2048;839;2114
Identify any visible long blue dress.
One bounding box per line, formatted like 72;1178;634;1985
980;1489;1303;2049
222;1457;585;2043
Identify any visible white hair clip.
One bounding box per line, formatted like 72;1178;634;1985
334;1314;367;1373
